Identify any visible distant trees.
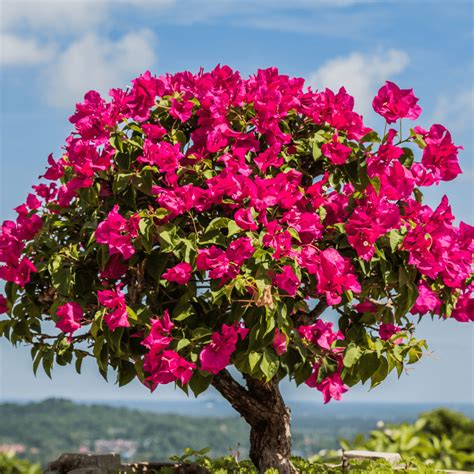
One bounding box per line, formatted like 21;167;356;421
343;408;474;471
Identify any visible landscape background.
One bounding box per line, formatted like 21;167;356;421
2;398;472;467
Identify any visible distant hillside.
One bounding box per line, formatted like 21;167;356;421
1;398;472;467
0;399;248;466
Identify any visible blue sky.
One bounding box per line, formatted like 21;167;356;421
0;0;473;405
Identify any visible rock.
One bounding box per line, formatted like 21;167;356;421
45;453;126;473
342;450;402;467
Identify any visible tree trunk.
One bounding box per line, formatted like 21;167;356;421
212;370;297;474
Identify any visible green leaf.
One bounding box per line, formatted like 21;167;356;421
312;141;322;160
204;217;231;234
117;360;136;387
51;265;75;296
400;147;415;167
172;300;194;321
260;348;279;381
33;350;43;376
113;172;134;194
358;352;380;384
5;282;18;307
370;356;389;388
189;370;212;397
343;345;363;368
227;220;241;237
42;352;54;379
360;131;381;143
248;351;262;373
370;176;381;194
157;224;180;253
75;352;87;374
389;229;404;253
93;336;106;371
176;338;191;351
294;362;312;386
407;345;423;364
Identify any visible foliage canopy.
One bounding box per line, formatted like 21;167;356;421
0;67;472;406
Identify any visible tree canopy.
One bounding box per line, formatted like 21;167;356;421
0;66;472;472
0;66;472;401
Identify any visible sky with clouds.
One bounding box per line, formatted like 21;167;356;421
0;0;473;405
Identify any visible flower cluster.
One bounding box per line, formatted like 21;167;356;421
299;320;347;403
142;310;196;390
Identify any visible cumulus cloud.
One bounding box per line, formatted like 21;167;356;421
308;50;410;117
0;0;107;67
0;32;56;65
0;0;108;34
42;30;158;109
431;89;474;136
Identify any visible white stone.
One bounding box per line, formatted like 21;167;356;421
343;450;402;464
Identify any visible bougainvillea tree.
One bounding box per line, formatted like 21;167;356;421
0;67;472;473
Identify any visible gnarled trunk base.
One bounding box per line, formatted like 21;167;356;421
212;371;297;474
249;407;295;473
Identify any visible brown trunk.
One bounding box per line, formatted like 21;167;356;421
212;370;297;474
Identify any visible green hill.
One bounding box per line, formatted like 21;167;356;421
0;399;249;466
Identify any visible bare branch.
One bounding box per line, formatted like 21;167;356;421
211;369;265;422
293;300;328;326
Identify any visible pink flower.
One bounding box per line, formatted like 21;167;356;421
372;81;422;124
200;324;245;374
234;208;258;231
311;248;361;305
142;123;167;140
321;134;352;165
162;262;193;285
379;323;403;344
144;349;196;390
41;153;64;181
0;257;37;287
170;97;194;122
306;365;348;404
280;210;323;244
226;237;255;265
26;193;41;210
346;193;400;261
298;319;344;351
97;286;130;331
95;205;139;260
142;310;174;350
411;283;441;315
451;289;474;323
418;124;462;183
0;295;8;314
56;302;83;341
380;160;415;201
273;328;287;355
196;246;232;280
274;265;300;297
254;143;283;173
99;255;129;280
355;301;378;313
139;140;182;181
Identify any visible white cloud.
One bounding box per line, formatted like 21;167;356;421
308;50;410;117
0;0;108;34
42;30;158;109
0;32;56;65
431;89;474;135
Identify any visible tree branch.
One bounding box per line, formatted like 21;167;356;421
294;299;328;326
211;369;265;422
